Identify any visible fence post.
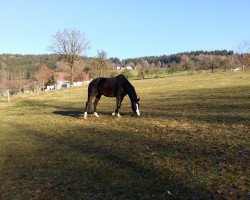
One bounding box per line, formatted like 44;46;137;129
7;90;10;102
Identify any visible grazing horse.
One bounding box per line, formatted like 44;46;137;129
84;74;140;119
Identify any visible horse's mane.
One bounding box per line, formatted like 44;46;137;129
122;75;137;101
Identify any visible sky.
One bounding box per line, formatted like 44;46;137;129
0;0;250;59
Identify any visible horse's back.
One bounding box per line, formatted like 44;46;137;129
87;75;127;97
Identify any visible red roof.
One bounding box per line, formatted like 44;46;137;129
55;72;71;81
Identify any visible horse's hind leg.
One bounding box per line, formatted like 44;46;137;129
93;94;102;117
83;101;90;119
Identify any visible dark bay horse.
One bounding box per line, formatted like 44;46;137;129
84;74;140;119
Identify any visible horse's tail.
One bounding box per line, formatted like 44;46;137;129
85;77;101;113
86;82;94;113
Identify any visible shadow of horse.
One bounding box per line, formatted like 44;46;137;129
53;110;134;118
53;111;82;118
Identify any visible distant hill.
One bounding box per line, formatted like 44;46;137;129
1;50;248;86
123;50;234;66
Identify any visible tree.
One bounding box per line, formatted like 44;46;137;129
237;40;250;71
237;40;250;55
109;57;121;65
182;61;195;74
168;62;179;75
180;54;195;74
127;61;135;69
121;68;132;79
0;62;8;83
97;50;108;77
156;61;162;68
240;54;250;70
137;59;150;79
151;66;161;78
48;28;90;85
35;64;53;90
207;56;218;73
83;66;91;75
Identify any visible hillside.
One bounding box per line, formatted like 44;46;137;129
0;72;249;199
0;50;245;83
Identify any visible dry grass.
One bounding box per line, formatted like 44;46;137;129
0;72;249;199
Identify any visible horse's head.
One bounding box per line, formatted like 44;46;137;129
132;97;140;116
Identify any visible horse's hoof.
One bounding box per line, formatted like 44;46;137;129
84;112;87;119
112;112;116;116
117;113;121;117
94;112;99;117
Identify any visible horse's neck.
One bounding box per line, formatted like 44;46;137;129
126;84;137;102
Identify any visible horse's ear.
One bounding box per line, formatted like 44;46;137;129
137;97;140;102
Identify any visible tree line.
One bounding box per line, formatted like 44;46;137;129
0;28;249;94
0;50;249;91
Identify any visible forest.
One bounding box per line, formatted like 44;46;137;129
0;50;249;94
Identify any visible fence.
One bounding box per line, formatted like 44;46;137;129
0;82;89;103
0;88;41;103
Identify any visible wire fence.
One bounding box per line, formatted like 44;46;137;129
0;83;88;103
0;89;40;103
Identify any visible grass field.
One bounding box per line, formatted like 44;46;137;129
0;72;249;199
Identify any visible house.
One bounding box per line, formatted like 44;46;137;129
116;66;133;70
54;72;71;89
46;72;91;90
233;67;241;72
116;66;123;70
126;65;133;70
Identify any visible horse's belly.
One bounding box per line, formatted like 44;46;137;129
100;89;115;97
103;93;115;97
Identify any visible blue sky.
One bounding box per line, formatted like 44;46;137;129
0;0;249;59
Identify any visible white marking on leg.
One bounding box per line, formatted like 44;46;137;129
94;112;99;117
117;113;121;117
112;112;116;116
84;112;87;119
136;104;140;116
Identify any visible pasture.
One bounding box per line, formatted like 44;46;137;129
0;72;249;199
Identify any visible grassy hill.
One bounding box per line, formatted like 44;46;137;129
0;72;249;199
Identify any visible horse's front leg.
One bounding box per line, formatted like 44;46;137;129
113;96;123;117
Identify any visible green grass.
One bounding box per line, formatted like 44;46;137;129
111;69;195;80
0;72;249;199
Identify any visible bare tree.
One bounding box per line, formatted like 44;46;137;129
0;62;8;83
168;62;179;76
180;54;195;74
97;50;108;77
48;28;90;85
237;40;250;71
238;40;250;54
137;59;150;79
35;64;53;90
